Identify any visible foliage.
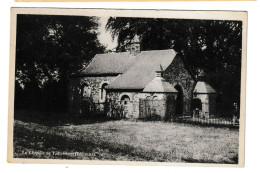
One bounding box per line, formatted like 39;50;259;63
15;15;105;111
106;17;242;104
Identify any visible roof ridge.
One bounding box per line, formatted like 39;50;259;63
141;49;174;52
95;49;175;56
95;51;130;56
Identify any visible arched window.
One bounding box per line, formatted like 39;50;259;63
121;95;130;105
153;96;158;100
100;83;108;100
82;83;91;98
146;96;151;100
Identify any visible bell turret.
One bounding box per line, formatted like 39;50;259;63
129;34;141;56
197;69;206;81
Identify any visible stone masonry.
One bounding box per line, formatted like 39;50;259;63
163;55;195;116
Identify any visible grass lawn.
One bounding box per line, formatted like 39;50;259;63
13;120;239;164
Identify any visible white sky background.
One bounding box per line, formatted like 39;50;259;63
97;17;117;51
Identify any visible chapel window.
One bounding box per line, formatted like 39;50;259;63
101;83;108;100
121;95;130;105
146;96;151;100
153;96;158;100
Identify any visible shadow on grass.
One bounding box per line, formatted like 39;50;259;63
13;123;177;161
14;109;120;127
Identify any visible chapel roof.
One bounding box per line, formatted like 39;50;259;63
193;81;217;94
106;49;177;90
80;52;136;75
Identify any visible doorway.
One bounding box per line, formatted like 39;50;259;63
174;85;183;116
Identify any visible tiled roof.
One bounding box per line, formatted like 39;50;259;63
143;77;178;93
80;52;136;75
193;81;217;94
106;49;177;90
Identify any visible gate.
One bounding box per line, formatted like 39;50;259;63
139;99;166;120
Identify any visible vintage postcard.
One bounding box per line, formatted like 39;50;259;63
8;8;247;167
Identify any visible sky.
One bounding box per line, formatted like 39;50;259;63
97;17;117;51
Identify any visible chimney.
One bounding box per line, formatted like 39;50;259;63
155;64;164;77
130;34;141;56
155;71;162;77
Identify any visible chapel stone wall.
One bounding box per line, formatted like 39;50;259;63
164;55;196;116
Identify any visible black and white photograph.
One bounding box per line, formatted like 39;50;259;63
8;8;246;166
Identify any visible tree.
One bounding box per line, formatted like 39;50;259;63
106;17;242;104
15;15;105;111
